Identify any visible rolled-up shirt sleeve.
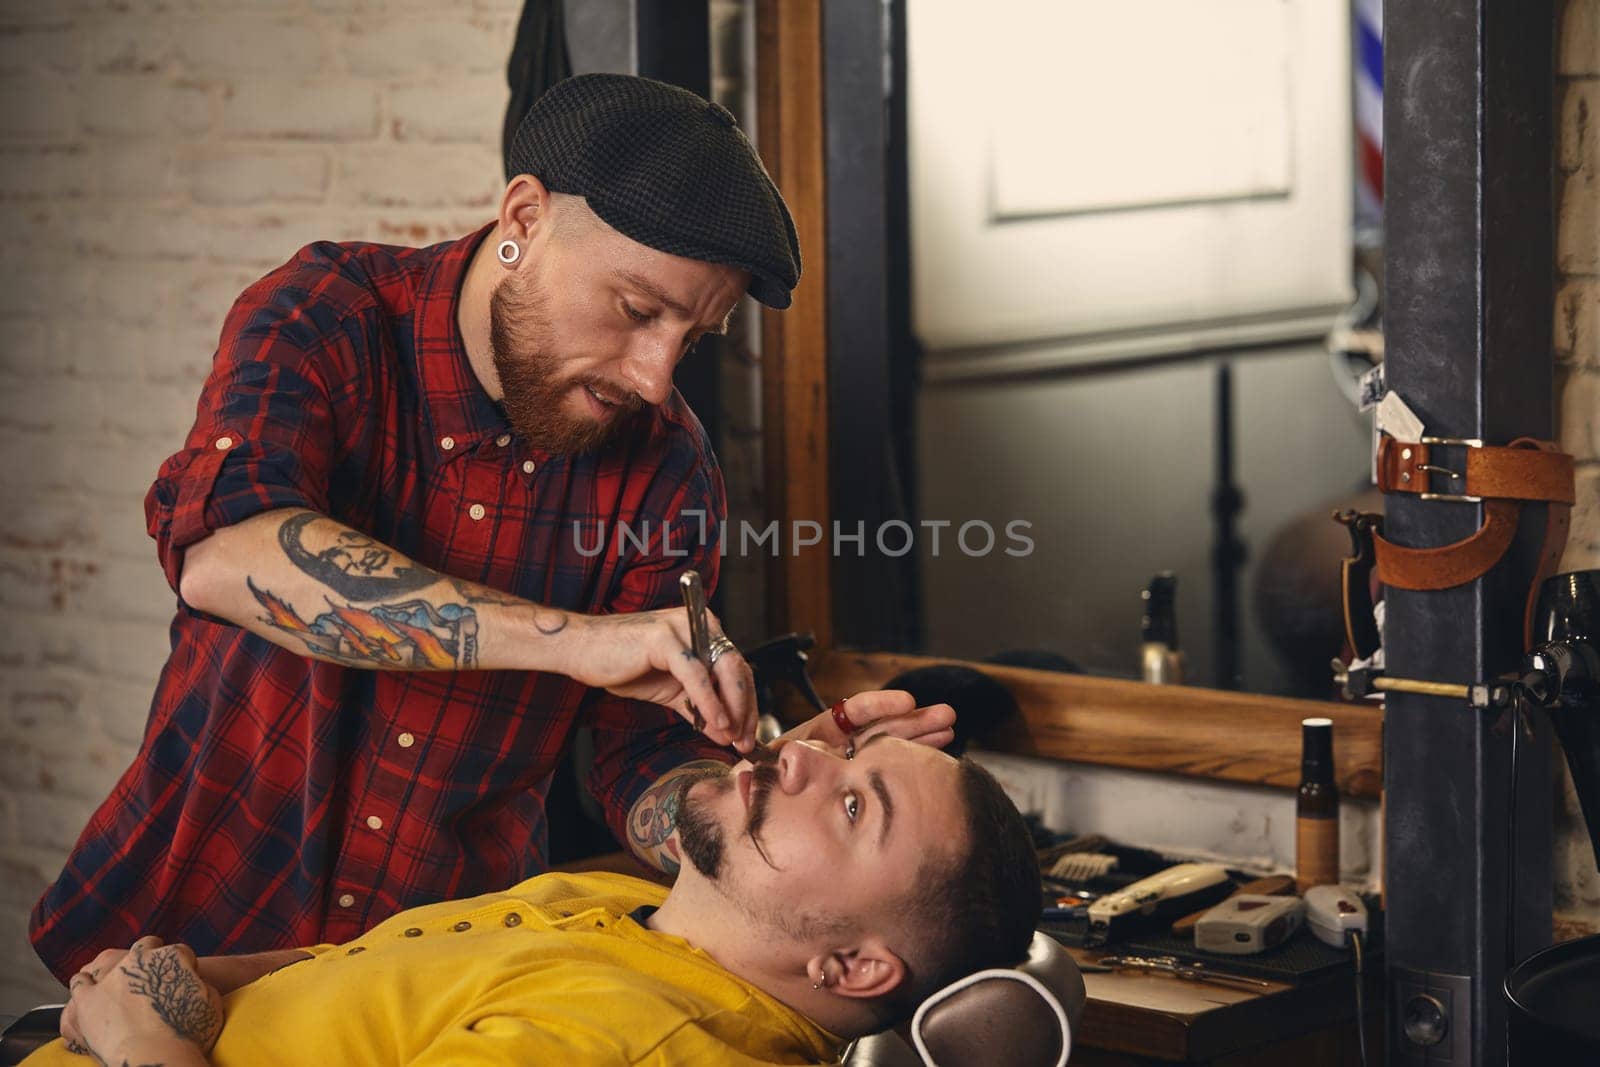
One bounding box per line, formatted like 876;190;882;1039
586;466;734;844
144;283;343;594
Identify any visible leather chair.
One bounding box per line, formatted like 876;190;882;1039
2;933;1085;1066
844;931;1086;1067
1;1005;61;1066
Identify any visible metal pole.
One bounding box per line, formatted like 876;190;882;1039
1382;2;1555;1063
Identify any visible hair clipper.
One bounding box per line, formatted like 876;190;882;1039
1085;863;1231;947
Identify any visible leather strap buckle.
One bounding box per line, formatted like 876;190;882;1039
1415;436;1484;502
1371;434;1576;650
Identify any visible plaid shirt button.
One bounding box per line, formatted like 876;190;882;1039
214;436;234;450
440;436;455;450
468;503;486;521
337;894;356;908
396;732;415;748
522;460;536;474
496;434;511;447
365;815;383;830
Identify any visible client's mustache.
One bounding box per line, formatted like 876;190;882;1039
744;752;782;870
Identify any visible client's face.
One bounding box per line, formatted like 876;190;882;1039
674;734;965;942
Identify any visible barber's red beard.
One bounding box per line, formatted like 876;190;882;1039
488;274;643;454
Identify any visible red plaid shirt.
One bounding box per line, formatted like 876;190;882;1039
30;226;729;982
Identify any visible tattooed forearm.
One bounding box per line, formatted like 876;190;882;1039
447;578;521;608
278;511;442;601
627;761;728;875
248;579;479;670
119;946;222;1049
451;579;567;634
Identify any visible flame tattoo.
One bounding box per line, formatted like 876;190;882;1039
248;579;478;669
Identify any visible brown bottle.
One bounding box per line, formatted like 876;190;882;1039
1295;717;1339;891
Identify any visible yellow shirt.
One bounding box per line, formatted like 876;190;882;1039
27;872;840;1066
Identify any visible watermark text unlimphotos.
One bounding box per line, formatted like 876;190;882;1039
572;512;1034;559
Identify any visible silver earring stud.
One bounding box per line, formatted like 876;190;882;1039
496;239;521;266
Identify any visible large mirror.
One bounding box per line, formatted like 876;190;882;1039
888;0;1378;698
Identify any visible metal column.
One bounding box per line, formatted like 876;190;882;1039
822;0;920;650
1382;2;1556;1063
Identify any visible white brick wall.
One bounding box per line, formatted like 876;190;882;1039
1555;0;1600;930
0;0;519;1018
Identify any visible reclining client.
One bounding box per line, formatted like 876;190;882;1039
29;729;1040;1066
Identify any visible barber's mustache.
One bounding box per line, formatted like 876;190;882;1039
581;377;647;414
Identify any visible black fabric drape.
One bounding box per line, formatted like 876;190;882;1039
502;0;573;180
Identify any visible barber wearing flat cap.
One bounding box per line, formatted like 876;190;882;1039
31;74;956;983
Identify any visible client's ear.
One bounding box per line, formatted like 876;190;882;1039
817;937;908;1000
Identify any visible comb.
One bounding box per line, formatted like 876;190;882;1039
1048;852;1119;883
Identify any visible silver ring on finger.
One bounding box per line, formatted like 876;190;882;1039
706;635;737;668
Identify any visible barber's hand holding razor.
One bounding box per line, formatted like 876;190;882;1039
60;936;222;1066
562;603;759;753
780;689;957;751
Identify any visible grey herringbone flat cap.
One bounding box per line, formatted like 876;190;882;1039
507;73;801;309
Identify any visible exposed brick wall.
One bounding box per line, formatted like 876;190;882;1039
707;0;767;644
1554;0;1600;928
0;0;520;1017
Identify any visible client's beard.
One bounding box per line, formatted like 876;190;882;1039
676;746;782;881
488;275;643;454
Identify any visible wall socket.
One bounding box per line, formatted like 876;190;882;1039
1391;968;1472;1064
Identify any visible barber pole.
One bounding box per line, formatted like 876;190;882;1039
1354;0;1383;231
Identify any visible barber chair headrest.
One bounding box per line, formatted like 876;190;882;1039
845;930;1086;1067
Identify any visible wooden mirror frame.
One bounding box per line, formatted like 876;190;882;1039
752;0;1383;797
802;650;1383;798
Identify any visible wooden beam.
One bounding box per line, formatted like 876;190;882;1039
754;0;831;646
805;650;1384;799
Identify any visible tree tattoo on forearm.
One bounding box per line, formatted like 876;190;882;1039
628;761;727;875
119;946;222;1050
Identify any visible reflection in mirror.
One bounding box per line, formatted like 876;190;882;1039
902;0;1379;697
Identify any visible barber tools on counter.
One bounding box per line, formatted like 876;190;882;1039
1084;863;1230;947
1139;572;1184;684
1193;894;1305;955
1303;884;1369;950
1081;953;1272;990
1169;874;1295;935
1035;830;1382;1038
